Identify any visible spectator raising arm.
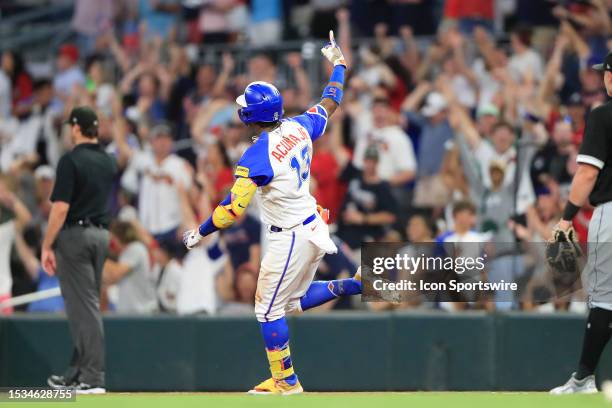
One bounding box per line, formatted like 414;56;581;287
329;109;350;171
401;81;431;113
0;188;32;229
374;23;395;58
14;228;39;281
555;1;610;36
560;20;590;61
335;8;353;68
190;98;230;143
119;63;147;95
439;79;482;150
415;41;445;83
211;53;235;99
106;32;131;74
111;112;134;170
591;0;611;35
399;25;421;79
154;65;173;102
537;33;569;112
286;52;312;109
473;26;499;71
448;30;479;89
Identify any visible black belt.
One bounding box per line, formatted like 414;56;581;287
270;213;316;233
64;219;106;229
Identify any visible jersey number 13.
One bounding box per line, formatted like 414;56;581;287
290;146;311;189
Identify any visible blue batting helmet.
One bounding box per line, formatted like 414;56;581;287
236;81;283;124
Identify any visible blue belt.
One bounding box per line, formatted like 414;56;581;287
270;213;316;233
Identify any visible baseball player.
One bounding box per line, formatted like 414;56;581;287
550;51;612;394
183;31;362;394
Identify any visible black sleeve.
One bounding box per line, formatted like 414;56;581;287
339;161;361;183
109;154;119;176
339;190;354;212
578;105;610;170
50;155;76;203
374;182;398;214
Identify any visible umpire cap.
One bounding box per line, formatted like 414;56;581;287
592;51;612;72
65;106;99;130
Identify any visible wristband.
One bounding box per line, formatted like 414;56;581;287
321;65;346;105
198;217;219;237
562;201;580;221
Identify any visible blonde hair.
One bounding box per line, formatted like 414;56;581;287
110;221;140;245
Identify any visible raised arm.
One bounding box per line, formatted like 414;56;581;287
14;228;39;281
336;9;353;69
119;63;146;95
473;26;499;71
591;0;611;35
537;33;568;107
559;19;590;60
112;124;132;170
319;30;348;118
448;30;478;88
286;52;312;109
0;189;31;229
439;79;482;150
401;81;430;113
211;52;235;98
107;32;131;74
398;25;421;78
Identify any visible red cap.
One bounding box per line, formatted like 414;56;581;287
58;44;79;62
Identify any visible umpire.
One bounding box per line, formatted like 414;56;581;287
41;106;117;394
550;51;612;395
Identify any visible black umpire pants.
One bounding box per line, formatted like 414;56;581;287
55;225;109;387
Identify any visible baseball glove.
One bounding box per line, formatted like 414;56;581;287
546;226;583;282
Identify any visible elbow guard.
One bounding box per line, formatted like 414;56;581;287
211;177;257;229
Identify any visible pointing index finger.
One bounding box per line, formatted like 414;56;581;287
329;30;336;46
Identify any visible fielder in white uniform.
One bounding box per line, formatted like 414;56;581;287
183;31;362;394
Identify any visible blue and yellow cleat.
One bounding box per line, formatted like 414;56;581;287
248;377;304;395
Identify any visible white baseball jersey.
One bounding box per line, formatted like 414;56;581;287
235;105;329;229
235;105;339;322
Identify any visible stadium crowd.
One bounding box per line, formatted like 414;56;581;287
0;0;610;315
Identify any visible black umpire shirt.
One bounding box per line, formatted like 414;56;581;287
577;100;612;206
50;143;118;227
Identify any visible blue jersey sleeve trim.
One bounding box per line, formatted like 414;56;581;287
236;132;274;187
290;105;328;141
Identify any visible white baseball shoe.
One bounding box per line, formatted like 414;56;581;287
550;373;597;394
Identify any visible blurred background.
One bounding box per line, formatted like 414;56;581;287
0;0;610;317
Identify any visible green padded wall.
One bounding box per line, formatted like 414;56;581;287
1;312;610;391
